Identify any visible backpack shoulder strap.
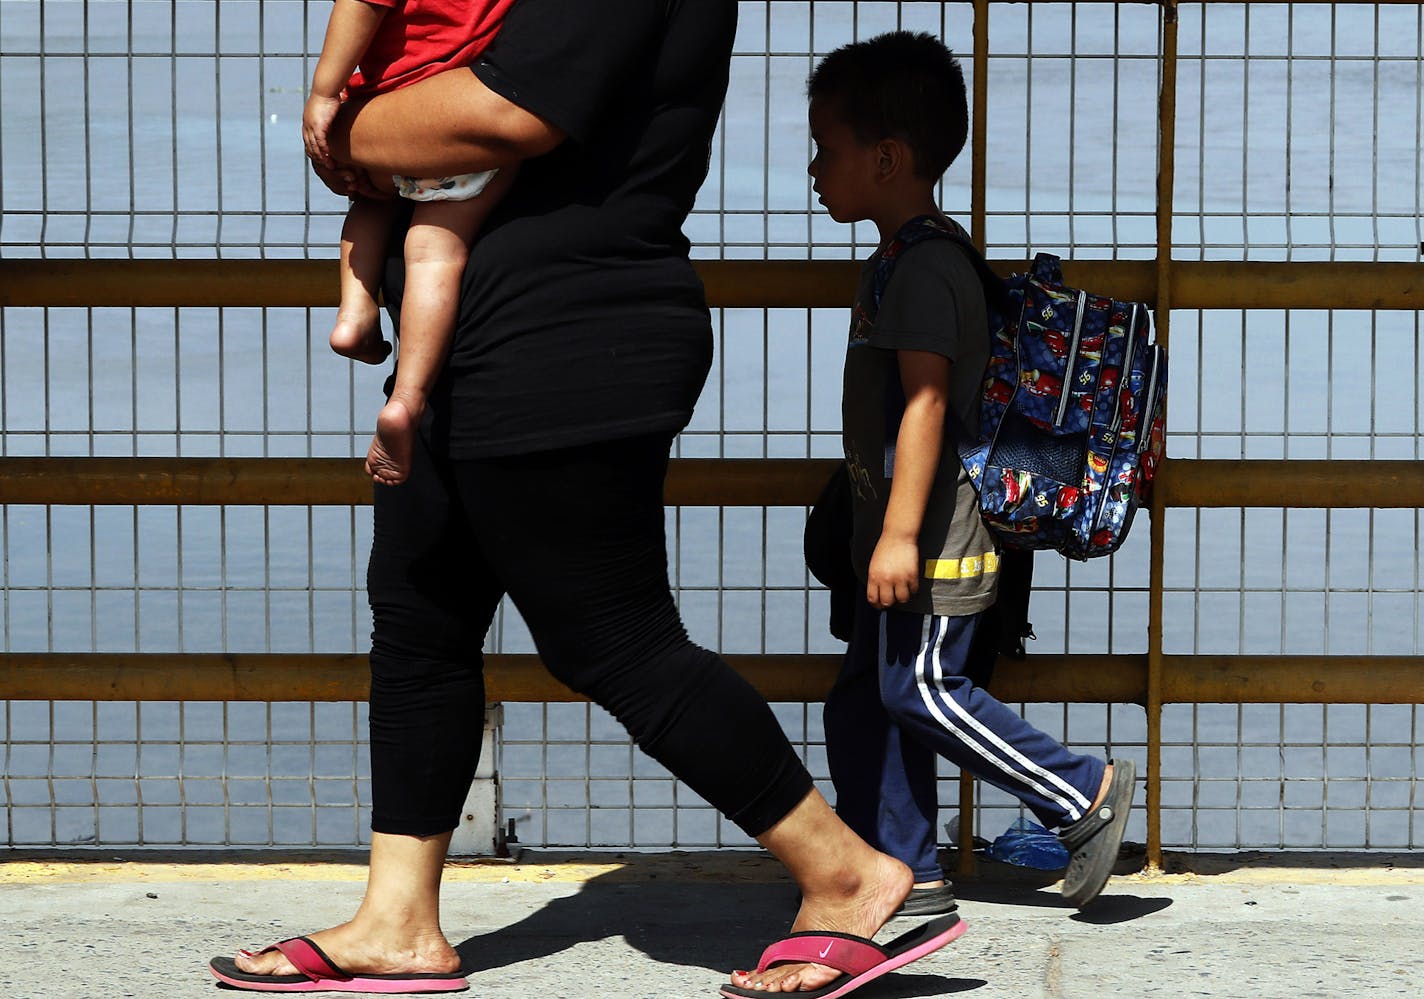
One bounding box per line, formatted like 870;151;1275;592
866;215;1008;474
870;215;1010;317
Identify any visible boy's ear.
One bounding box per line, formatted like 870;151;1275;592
875;139;910;181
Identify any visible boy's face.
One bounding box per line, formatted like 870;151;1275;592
807;98;881;225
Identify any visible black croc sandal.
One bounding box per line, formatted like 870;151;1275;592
894;883;959;918
1057;758;1137;908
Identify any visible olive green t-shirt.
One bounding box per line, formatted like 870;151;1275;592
841;223;999;617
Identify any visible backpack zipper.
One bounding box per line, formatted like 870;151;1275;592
1107;303;1138;439
1082;422;1116;547
1052;290;1088;427
1137;344;1163;453
1083;304;1142;554
1086;340;1161;551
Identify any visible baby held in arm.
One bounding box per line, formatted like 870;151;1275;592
305;0;514;485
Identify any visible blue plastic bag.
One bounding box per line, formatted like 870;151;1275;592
988;817;1069;870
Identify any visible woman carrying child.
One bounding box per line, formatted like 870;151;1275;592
210;4;967;997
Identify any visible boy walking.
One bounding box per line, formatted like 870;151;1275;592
812;30;1136;915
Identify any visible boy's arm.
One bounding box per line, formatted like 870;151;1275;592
867;349;950;610
305;0;389;168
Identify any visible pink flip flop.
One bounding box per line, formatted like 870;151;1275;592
208;936;468;994
720;911;967;999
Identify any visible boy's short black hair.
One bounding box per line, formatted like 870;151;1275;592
807;30;968;181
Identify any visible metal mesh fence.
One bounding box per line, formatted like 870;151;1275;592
1;1;1421;852
2;699;369;847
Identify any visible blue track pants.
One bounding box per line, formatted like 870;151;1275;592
824;599;1105;881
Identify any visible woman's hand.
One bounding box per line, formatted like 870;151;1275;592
867;534;919;610
310;158;389;200
306;96;393;199
303;93;343;169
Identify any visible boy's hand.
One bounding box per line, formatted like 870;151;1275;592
303;93;343;168
867;535;920;609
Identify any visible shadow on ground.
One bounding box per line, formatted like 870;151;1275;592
453;873;984;996
1160;850;1424;876
937;842;1167;923
448;852;1162;984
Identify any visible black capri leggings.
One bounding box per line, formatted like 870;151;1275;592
366;429;814;838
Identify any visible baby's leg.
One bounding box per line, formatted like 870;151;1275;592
367;171;513;485
332;196;401;363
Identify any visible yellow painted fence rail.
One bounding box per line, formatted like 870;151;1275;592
5;258;1424;312
3;448;1423;871
4;258;1424;869
5;0;1424;866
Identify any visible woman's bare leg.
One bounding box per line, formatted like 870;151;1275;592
730;789;914;994
332;196;401;364
231;830;461;977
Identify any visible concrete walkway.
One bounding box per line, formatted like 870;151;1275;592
3;849;1422;999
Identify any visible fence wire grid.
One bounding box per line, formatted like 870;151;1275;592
1;1;1422;853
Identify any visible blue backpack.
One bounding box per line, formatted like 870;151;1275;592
872;215;1167;560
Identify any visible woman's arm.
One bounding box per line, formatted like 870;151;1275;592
322;68;566;187
315;0;672;196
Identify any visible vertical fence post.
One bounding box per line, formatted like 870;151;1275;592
1147;0;1181;873
954;0;993;879
449;705;507;856
970;0;989;251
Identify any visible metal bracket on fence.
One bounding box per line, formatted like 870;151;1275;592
450;704;506;857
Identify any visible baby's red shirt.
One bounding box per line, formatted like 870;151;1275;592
345;0;516;97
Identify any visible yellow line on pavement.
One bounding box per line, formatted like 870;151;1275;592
4;851;1423;887
0;851;791;886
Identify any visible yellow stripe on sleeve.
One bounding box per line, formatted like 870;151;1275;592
923;551;1001;580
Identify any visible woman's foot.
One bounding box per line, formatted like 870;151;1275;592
330;305;392;365
366;391;423;485
729;849;912;993
231;919;461;979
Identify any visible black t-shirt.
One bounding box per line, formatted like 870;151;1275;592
382;0;738;458
842;233;998;617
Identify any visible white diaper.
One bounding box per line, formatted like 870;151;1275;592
393;168;497;202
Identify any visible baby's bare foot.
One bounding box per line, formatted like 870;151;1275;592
365;393;422;486
330;307;391;365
